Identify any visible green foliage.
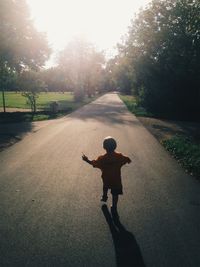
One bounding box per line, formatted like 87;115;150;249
0;0;51;112
0;0;51;72
99;63;116;93
163;136;200;178
0;64;17;90
40;67;69;92
21;92;38;113
120;95;151;116
18;71;47;112
116;0;200;119
107;56;134;94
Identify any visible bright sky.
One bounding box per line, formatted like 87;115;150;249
27;0;150;62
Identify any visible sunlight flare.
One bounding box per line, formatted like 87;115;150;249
27;0;150;56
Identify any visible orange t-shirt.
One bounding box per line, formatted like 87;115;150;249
92;151;131;189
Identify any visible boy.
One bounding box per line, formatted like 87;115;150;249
82;136;131;211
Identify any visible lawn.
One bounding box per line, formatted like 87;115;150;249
119;94;151;117
0;92;74;110
0;91;97;123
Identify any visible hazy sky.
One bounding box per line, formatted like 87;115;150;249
27;0;150;61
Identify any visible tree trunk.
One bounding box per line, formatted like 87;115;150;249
2;89;6;112
33;97;36;113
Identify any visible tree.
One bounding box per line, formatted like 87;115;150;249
18;71;47;112
0;0;51;111
0;63;17;112
116;0;200;119
40;67;69;92
58;38;105;100
107;56;133;94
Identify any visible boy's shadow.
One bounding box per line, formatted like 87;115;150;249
101;204;146;267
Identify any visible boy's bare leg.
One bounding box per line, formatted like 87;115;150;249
103;186;108;197
101;186;108;202
112;195;118;209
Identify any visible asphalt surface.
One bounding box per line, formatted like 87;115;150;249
0;93;200;267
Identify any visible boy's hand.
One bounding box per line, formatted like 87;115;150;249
127;158;132;164
82;154;88;161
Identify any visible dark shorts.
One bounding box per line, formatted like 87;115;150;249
111;188;123;195
103;185;123;195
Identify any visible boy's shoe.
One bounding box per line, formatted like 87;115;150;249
101;195;108;202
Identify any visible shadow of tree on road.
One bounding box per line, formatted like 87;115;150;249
101;204;146;267
0;121;33;151
71;102;142;126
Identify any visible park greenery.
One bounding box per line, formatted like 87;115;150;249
1;0;199;121
0;0;107;112
119;95;151;117
0;92;73;109
115;0;200;180
0;0;199;178
0;92;96;122
120;94;200;179
111;0;200;120
0;0;50;112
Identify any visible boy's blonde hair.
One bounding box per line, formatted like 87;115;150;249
103;136;117;152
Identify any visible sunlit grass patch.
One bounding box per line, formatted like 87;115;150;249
0;92;74;109
162;136;200;179
120;94;151;116
0;92;27;108
37;92;74;109
0;91;98;122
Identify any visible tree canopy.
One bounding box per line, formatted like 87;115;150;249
115;0;200;119
0;0;51;72
0;0;51;112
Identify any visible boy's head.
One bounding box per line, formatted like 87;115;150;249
103;136;117;152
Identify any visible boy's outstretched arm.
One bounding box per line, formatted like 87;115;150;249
127;157;132;164
82;154;93;165
123;156;132;164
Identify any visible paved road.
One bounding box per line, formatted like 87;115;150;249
0;93;200;267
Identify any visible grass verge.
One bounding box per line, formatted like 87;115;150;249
119;94;151;117
162;136;200;179
121;94;200;180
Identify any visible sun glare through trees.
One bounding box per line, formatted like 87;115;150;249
27;0;150;58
